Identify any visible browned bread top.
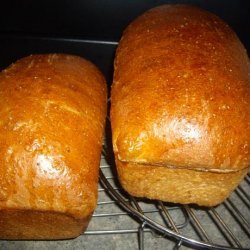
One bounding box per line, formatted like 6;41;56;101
0;54;107;219
111;5;250;172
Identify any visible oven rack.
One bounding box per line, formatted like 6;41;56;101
86;154;250;250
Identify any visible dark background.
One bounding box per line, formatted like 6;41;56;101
0;0;249;43
0;0;249;83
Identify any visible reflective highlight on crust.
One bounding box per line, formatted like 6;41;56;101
111;4;250;206
111;4;250;172
0;54;107;239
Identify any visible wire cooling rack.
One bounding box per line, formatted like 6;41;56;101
85;154;250;250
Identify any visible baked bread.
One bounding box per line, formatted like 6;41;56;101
111;5;250;206
0;54;107;239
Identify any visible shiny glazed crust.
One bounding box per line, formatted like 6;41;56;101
111;4;250;172
111;5;250;206
0;54;107;239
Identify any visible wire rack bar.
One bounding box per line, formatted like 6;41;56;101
158;201;180;232
224;199;250;231
85;228;152;235
237;186;250;203
208;208;242;248
184;205;212;243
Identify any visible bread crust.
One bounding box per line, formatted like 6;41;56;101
111;5;250;206
111;5;250;172
0;54;107;239
116;159;248;207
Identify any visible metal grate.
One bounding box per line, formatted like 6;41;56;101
86;154;250;250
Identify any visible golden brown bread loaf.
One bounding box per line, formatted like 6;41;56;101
111;5;250;206
0;54;107;239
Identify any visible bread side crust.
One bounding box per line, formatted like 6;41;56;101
0;54;107;238
116;158;249;206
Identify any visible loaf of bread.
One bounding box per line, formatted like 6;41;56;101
111;5;250;206
0;54;107;239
